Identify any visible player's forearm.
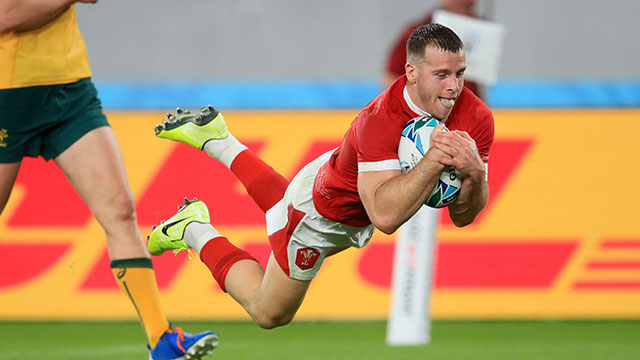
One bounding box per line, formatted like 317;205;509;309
448;176;488;227
368;151;445;234
0;0;75;33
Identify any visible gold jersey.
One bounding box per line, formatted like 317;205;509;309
0;5;91;89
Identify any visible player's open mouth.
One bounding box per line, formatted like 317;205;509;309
439;97;456;109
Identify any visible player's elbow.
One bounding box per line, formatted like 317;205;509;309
449;208;480;228
375;223;399;235
370;214;401;235
451;216;473;228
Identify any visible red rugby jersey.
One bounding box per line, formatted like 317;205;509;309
312;76;494;227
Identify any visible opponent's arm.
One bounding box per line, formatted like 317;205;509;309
358;125;449;234
432;130;488;227
0;0;97;33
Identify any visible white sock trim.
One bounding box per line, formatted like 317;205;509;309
203;134;248;169
184;222;221;253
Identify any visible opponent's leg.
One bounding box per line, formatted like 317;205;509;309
55;127;217;357
155;106;289;212
0;162;21;215
55;127;147;259
148;199;310;329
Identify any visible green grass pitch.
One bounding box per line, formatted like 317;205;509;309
0;320;638;359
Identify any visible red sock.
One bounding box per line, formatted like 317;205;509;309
230;150;289;212
199;237;258;292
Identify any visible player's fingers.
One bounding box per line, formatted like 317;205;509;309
432;142;457;157
454;130;471;138
438;156;456;166
448;131;472;144
435;132;464;149
430;124;446;140
453;130;477;147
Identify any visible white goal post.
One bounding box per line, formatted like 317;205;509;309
386;205;439;345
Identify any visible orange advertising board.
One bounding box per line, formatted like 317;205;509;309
1;109;639;320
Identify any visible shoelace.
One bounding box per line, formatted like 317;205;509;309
173;327;187;353
173;247;194;260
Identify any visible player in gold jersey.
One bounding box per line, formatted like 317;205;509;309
0;1;217;359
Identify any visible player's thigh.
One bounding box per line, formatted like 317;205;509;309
0;162;21;214
259;253;311;317
54;126;135;222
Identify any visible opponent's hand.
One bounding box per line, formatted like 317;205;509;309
431;130;484;180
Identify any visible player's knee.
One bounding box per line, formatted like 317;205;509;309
100;191;137;224
253;311;294;329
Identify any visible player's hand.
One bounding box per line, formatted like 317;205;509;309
432;130;484;180
429;123;447;144
426;124;452;161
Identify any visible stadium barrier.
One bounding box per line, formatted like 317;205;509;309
1;109;639;320
96;79;640;109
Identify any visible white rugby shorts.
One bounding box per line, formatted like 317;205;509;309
265;150;375;280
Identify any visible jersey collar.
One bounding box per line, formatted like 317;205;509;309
403;85;447;122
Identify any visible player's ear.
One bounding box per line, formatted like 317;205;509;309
405;62;417;83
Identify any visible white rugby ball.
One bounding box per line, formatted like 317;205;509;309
398;116;462;208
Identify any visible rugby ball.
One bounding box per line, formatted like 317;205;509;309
398;116;462;208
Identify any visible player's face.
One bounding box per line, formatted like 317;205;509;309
408;45;466;120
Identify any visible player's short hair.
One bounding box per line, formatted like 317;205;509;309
406;23;463;64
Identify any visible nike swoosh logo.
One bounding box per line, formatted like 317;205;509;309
161;219;186;236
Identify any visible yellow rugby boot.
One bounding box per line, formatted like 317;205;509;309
154;105;229;150
147;198;210;257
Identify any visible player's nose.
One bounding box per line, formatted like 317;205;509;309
446;74;460;92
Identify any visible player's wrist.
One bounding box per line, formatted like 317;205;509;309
465;166;486;184
424;147;448;167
